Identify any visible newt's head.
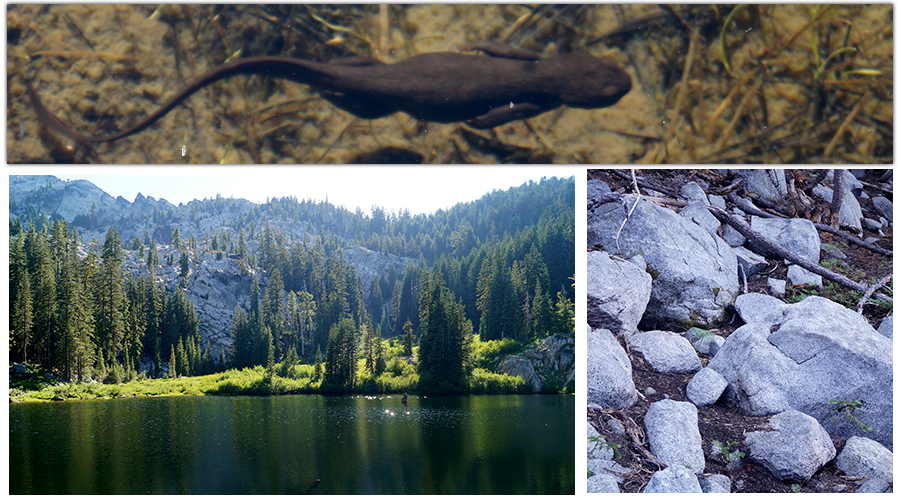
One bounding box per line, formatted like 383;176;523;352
557;53;631;110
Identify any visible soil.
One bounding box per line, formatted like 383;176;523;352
7;4;892;163
587;168;893;493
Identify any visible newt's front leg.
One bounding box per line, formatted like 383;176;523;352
465;102;547;129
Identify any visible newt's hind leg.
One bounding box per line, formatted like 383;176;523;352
459;41;541;61
465;102;547;129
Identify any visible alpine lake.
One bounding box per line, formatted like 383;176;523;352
9;393;574;494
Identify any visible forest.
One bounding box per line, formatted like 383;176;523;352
9;176;575;394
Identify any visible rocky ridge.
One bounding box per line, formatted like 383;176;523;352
10;175;415;357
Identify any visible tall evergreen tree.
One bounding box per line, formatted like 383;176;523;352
417;271;473;393
95;227;125;364
324;317;357;390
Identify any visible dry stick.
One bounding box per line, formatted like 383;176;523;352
829;168;844;228
726;193;892;257
615;169;642;252
705;67;761;143
803;169;830;195
824;92;871;158
715;83;760;151
648;29;700;163
856;273;893;314
609;169;679;198
709;206;892;304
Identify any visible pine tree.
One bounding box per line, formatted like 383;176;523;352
551;291;574;335
402;319;414;356
168;344;177;377
95;227;125;364
417;271;473;393
10;234;33;364
314;345;323;381
324;317;357;390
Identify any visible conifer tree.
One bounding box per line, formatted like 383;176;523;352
417;271;473;393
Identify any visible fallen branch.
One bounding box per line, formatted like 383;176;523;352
615;169;642;252
726;193;892;257
708;206;892;305
856;273;893;314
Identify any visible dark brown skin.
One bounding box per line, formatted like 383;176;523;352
26;41;631;143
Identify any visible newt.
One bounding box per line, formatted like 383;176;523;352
26;41;631;143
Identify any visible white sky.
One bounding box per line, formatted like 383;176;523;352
27;167;577;217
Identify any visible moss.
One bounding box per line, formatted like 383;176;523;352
645;264;660;280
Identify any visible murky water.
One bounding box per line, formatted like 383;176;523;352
9;394;574;494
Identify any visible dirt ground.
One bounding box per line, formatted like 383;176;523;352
6;4;893;163
587;168;893;493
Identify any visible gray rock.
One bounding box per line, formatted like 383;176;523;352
644;387;658;397
768;278;786;298
587;195;738;330
709;295;893;450
497;332;575;392
681;182;710;204
586;251;651;336
587;179;612;200
497;356;539;391
733;246;768;276
722;225;747;247
877;314;892;339
605;417;627;439
587;328;638;409
733;292;788;325
828;168;865;195
855;478;890;493
587;473;620;493
863;217;883;231
708;194;727;210
836;436;893;483
680;201;720;236
872;196;893;222
822;244;848;260
749;216;821;264
645;399;705;472
786;264;823;288
12;363;28;375
686;367;728;407
588;458;634;484
733;169;787;202
699;474;732;493
813;174;863;231
630;330;702;374
692;333;725;356
588;422;614;460
744;410;836;482
643;466;703;493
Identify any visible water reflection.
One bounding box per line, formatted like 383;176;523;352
9;394;574;494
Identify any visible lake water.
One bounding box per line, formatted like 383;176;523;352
9;394;574;494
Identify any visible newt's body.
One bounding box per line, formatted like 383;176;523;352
26;41;631;143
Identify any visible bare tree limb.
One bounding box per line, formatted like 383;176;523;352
726;193;891;257
856;273;893;314
708;206;892;305
803;169;830;195
616;169;641;252
830;168;844;229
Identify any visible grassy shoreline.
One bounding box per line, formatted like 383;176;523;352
9;364;532;403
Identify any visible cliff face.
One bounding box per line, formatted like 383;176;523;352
497;331;575;393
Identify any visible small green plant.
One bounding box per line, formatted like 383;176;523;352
589;435;623;460
711;440;745;462
790;483;802;493
829;399;873;432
